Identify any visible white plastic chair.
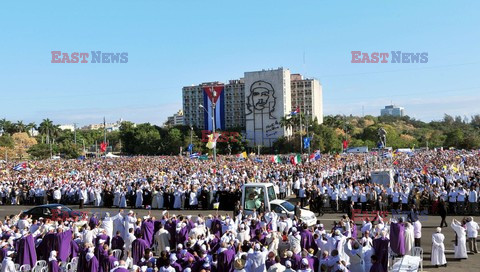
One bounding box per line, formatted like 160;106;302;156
19;264;31;271
412;246;424;271
112;249;122;259
40;267;48;272
14;264;20;271
32;265;42;272
36;260;47;268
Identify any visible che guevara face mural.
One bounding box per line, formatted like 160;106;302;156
246;80;276;119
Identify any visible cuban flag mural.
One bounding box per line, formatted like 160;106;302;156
202;85;225;131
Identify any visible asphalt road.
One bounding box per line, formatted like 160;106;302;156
4;204;480;272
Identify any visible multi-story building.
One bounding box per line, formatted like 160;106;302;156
182;68;324;147
381;105;405;117
82;118;126;132
223;79;245;129
290;74;323;124
164;110;184;127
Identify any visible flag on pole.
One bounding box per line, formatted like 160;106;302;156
213;202;220;210
190;153;200;159
13;162;27;171
303;137;311;149
236;152;248;160
199;154;209;161
254;158;263;163
290;107;300;116
342;140;349;149
290;154;301;165
187;144;193;153
271;155;282;163
309;150;321;161
100;142;107;153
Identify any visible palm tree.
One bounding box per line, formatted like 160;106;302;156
0;119;14;135
15;121;26;133
39;118;55;144
26;122;37;136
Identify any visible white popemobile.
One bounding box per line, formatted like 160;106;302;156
241;182;317;226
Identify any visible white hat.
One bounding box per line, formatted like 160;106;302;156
165;246;170;252
254;243;261;251
128;210;134;214
285;260;292;268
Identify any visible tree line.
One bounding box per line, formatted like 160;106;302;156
1;113;479;160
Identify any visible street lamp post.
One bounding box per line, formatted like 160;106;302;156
190;126;193;154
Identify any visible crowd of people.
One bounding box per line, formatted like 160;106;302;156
0;149;479;271
0;204;479;272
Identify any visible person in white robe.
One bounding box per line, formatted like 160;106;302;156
451;219;468;259
112;211;125;238
343;238;364;272
113;189;120;207
404;222;415;255
152;190;159;209
174;189;183;209
100;213;114;244
431;227;447;267
119;190;127;208
124;228;136;260
123;211;136;239
189;190;198;209
94;187;102;206
154;224;171;255
135;188;143;208
361;239;374;272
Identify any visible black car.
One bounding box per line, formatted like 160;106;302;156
22;204;86;220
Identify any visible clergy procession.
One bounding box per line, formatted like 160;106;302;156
0;149;479;271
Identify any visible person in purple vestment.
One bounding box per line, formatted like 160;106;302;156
372;235;389;272
96;230;111;247
131;233;149;265
70;237;80;259
265;251;276;270
90;214;100;230
389;218;406;256
170;254;183;272
39;227;56;260
369;255;385;272
16;234;37;267
112;260;129;272
142;217;155;247
102;250;118;272
0;243;8;263
55;227;72;262
300;223;318;254
176;222;189;246
86;251;100;272
111;231;125;250
48;250;60;272
217;242;235;272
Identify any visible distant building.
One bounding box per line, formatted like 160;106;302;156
290;74;323;124
381;105;405;117
164;110;184;127
59;124;75;131
82;118;126;132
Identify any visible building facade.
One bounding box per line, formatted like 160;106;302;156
244;68;292;147
164;110;184;127
381;105;405;117
290;74;323;124
182;68;323;147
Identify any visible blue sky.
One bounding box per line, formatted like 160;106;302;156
1;0;479;126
